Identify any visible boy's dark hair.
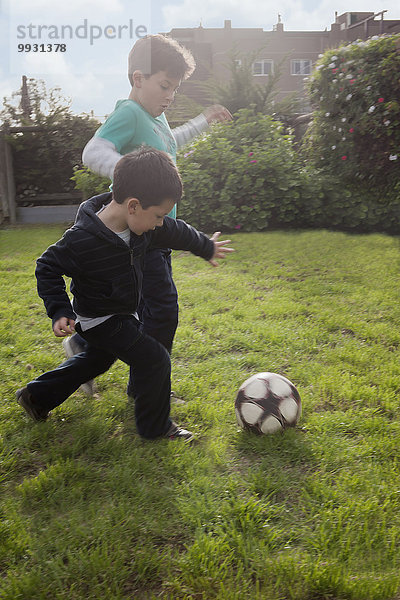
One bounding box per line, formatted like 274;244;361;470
128;34;196;86
113;147;183;208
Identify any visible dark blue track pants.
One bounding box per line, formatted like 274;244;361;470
27;315;172;439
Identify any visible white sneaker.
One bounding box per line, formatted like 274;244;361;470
62;336;95;396
164;421;194;442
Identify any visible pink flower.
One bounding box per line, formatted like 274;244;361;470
350;79;355;85
341;155;347;161
234;224;242;230
332;68;338;73
378;97;384;103
349;128;354;133
248;152;254;156
250;159;257;164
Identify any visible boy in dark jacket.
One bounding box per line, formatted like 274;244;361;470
16;147;233;441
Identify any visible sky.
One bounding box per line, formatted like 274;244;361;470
1;0;399;120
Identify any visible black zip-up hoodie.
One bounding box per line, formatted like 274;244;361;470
35;192;215;326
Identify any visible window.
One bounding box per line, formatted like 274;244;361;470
291;59;312;75
252;59;274;76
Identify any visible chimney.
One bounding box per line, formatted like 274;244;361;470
224;19;231;29
274;14;284;33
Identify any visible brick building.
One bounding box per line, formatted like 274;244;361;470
165;11;400;112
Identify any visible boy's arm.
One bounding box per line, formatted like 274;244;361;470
35;235;78;331
82;102;137;178
82;136;121;179
151;217;234;265
172;104;232;149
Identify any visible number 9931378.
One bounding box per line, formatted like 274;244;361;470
17;43;67;52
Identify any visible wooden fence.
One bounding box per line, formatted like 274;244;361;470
0;136;17;224
0;126;83;225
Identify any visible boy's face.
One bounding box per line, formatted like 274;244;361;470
127;197;175;235
132;70;181;117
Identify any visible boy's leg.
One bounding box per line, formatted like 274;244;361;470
24;345;116;412
139;248;178;354
81;315;173;439
62;332;94;395
128;248;178;399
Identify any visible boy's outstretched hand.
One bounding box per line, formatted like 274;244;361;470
203;104;232;124
53;317;75;337
209;231;234;267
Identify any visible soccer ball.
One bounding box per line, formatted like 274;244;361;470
235;372;301;435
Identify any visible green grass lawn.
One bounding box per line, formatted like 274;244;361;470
1;226;400;599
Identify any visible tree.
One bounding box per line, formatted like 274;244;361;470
208;47;299;118
1;78;99;199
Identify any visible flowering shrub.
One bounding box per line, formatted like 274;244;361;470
303;34;400;185
71;166;109;199
177;109;304;232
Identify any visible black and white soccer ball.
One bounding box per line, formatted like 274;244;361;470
235;372;301;435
